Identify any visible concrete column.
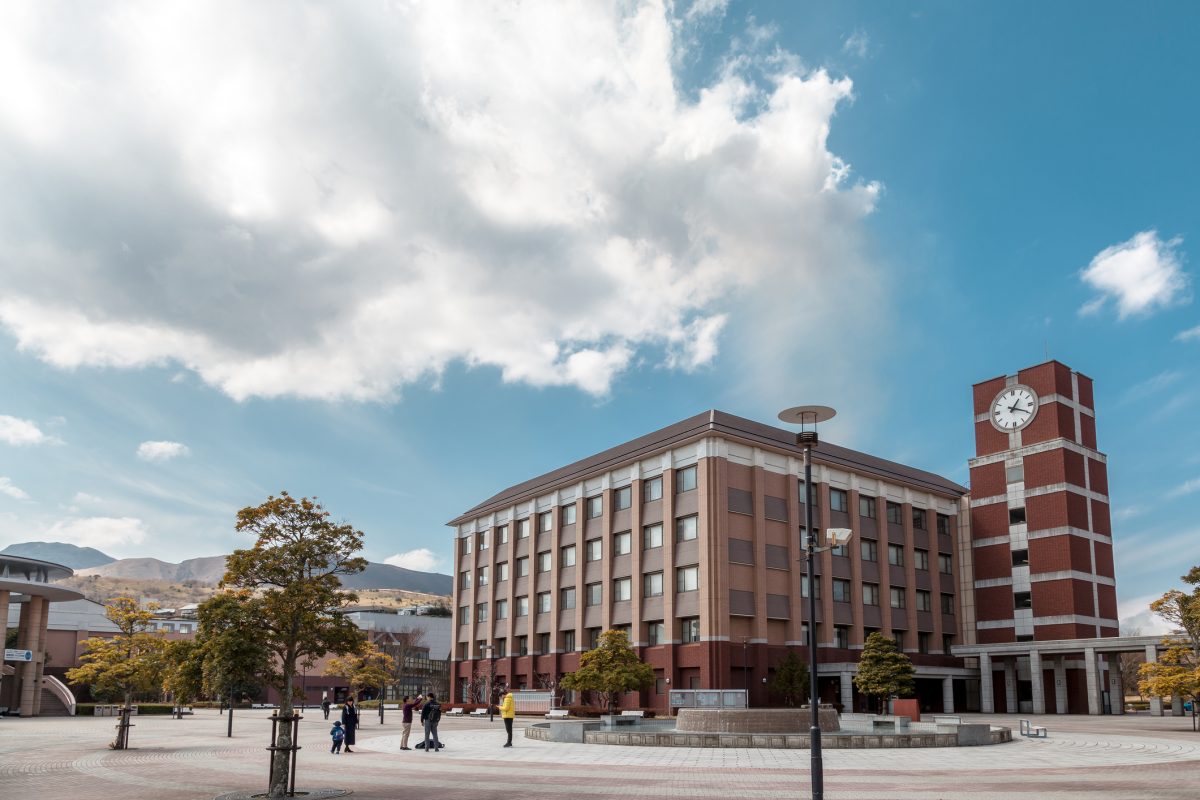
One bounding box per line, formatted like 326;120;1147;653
839;670;853;711
979;652;994;713
1084;647;1101;715
1003;658;1018;713
1105;655;1123;715
18;595;45;716
32;597;50;715
1053;657;1067;714
1172;695;1184;716
1029;650;1045;715
942;676;955;714
0;590;8;705
1145;644;1162;716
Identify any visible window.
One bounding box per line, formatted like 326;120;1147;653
830;488;848;512
916;590;932;612
802;575;822;598
1016;634;1034;643
1009;507;1027;525
586;538;602;561
1006;462;1024;484
537;551;552;573
862;582;880;606
476;603;488;622
614;531;632;555
942;634;954;654
1011;548;1029;566
886;502;902;524
676;565;699;592
1014;590;1032;609
832;578;852;603
892;630;905;649
644;476;663;502
676;515;698;542
516;556;529;577
539;511;553;532
478;530;490;550
941;593;955;614
459;606;469;625
938;553;953;574
537;592;551;613
614;486;632;510
936;514;950;536
890;587;906;609
656;678;667;695
830;542;848;557
914;549;930;571
477;566;489;586
801;622;811;647
560;587;576;610
517;518;531;539
681;617;701;643
859;495;877;518
496;638;507;658
587;496;603;519
918;632;930;654
676;465;697;493
833;626;850;649
496;599;508;620
586;582;602;606
516;596;529;617
497;561;509;582
587;628;602;649
497;525;509;545
561;504;577;526
613;577;632;601
860;539;878;562
537;633;550;654
888;544;904;566
912;508;926;529
561;545;576;567
643;571;664;597
643;523;663;549
517;635;528;656
562;630;576;651
643;621;664;646
461;536;473;555
460;570;472;589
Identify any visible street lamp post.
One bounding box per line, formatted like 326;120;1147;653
483;644;496;722
742;636;751;706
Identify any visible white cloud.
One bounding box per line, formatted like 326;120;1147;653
0;414;56;445
136;440;191;462
0;477;30;501
44;516;148;549
0;1;880;402
684;0;729;22
1120;369;1182;405
1177;323;1200;342
384;548;446;573
1079;230;1189;319
843;30;870;58
1166;476;1200;499
72;491;103;505
1118;595;1176;637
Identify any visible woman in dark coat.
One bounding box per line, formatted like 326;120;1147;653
341;697;359;752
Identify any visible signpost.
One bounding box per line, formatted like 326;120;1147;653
4;649;33;662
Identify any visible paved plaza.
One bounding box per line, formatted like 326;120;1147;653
1;710;1197;799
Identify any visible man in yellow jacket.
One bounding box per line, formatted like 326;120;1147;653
500;687;515;747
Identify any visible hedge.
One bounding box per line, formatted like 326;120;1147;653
77;703;178;715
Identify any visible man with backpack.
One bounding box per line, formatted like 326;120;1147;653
421;692;442;752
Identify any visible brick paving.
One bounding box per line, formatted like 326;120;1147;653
1;710;1197;799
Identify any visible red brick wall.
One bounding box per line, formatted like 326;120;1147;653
1028;536;1073;572
1091;500;1111;536
1026;493;1068;531
1093;541;1115;579
1080;414;1097;449
971;462;1007;498
975;585;1016;621
1087;458;1108;495
978;628;1014;644
974;376;1008;416
973;543;1013;581
975;420;1008;457
1023;450;1067;489
971;502;1009;540
1063;450;1086;488
1097;584;1118;618
1036;623;1093;640
1076;374;1094;409
1033;578;1077;615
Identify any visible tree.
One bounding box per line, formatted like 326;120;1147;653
376;627;426;721
189;590;272;736
1139;566;1200;731
328;644;395;701
223;492;368;798
769;650;810;707
559;629;654;713
66;597;169;749
853;632;916;714
1118;626;1145;702
163;639;204;718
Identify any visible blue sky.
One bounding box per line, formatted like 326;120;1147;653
0;1;1196;632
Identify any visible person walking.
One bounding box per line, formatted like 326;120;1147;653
499;687;515;747
329;721;345;754
341;696;360;753
421;693;441;752
400;694;424;750
321;697;331;720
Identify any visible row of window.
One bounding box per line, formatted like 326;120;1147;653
460;468;700;556
802;576;954;612
822;488;952;534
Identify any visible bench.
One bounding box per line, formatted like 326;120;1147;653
469;708;489;717
545;709;569;719
1019;719;1047;738
445;708;465;716
932;715;962;725
620;710;645;718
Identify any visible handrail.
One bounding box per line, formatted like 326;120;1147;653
42;674;77;716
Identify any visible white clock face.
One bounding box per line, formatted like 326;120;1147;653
992;386;1038;431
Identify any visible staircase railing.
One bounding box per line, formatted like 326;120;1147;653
42;674;77;716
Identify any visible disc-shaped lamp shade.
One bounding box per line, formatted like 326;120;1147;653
777;405;837;426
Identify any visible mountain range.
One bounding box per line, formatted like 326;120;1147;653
0;541;452;595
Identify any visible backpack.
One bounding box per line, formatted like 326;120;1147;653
332;726;345;741
428;703;441;724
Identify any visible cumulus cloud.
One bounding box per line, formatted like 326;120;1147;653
1118;596;1175;637
136;440;191;461
384;548;446;573
0;415;56;445
0;1;880;402
44;516;148;549
1079;231;1189;318
0;477;30;501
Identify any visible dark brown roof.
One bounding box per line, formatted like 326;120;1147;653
447;410;967;526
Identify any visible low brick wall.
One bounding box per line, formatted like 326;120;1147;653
579;728;1012;749
675;707;839;733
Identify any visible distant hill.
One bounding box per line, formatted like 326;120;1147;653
339;561;453;595
0;541;116;570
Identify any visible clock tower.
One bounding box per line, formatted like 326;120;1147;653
968;360;1118;643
